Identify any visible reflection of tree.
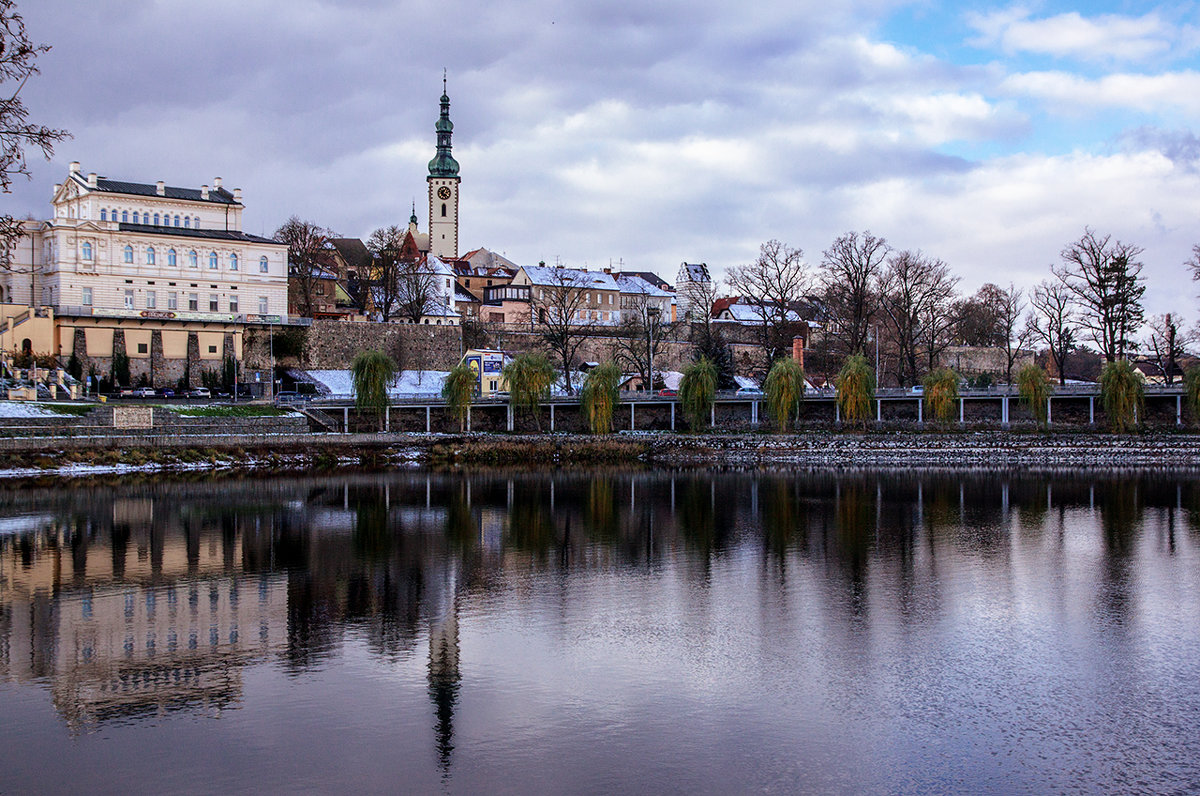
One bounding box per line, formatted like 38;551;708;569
444;485;477;552
585;479;619;543
834;482;874;593
677;477;718;558
352;492;393;560
761;479;804;560
506;486;557;556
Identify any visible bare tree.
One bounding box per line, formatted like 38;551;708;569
1188;244;1200;301
877;250;958;386
998;283;1030;386
1026;280;1076;386
392;260;441;325
529;267;600;393
275;217;333;318
1054;228;1145;362
820;231;889;357
1143;313;1189;384
611;286;673;391
365;225;404;320
0;1;70;266
726;239;815;365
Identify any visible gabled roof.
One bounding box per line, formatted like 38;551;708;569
679;262;710;283
519;265;619;290
117;223;280;245
454;284;479;302
329;238;372;272
616;274;673;298
615;270;671;291
78;174;241;205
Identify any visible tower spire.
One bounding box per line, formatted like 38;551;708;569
410;199;417;226
428;73;459;178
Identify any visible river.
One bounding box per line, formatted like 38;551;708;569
1;468;1198;794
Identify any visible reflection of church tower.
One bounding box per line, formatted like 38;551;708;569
428;582;461;776
427;76;461;259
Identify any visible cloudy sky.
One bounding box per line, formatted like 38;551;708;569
11;0;1200;317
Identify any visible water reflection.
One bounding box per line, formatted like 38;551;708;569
2;469;1200;792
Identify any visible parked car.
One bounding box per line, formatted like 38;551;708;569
910;385;925;395
187;387;211;399
157;388;175;398
131;387;155;398
735;386;763;396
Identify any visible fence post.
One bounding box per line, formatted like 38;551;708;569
426;405;431;433
343;406;348;433
550;403;555;432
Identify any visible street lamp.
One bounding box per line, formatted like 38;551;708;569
646;305;661;393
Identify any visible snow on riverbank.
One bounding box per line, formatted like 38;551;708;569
0;401;67;418
302;370;449;398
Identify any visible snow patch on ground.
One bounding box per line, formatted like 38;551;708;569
303;370;449;398
0;401;67;418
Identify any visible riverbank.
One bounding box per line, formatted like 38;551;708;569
1;429;1198;478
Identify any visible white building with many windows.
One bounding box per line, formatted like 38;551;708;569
1;163;292;389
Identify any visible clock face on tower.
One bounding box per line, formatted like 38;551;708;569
437;186;452;200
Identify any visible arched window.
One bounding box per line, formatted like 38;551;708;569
133;211;141;224
153;213;160;226
122;210;129;223
259;256;269;273
441;203;447;217
123;245;133;263
174;215;181;227
81;242;93;260
229;253;238;270
208;252;218;269
189;250;198;268
185;217;191;228
168;249;177;266
194;217;201;229
100;209;107;221
146;247;156;265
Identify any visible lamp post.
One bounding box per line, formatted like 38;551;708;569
646;305;660;393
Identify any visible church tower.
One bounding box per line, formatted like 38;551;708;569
427;77;461;259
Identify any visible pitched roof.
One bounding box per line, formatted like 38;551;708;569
81;175;240;205
615;270;671;291
616;274;673;298
680;262;710;283
329;238;372;271
520;265;619;290
117;223;281;245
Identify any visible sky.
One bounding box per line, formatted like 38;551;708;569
9;0;1200;319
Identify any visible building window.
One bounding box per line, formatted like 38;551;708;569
194;216;200;229
123;245;133;263
258;296;268;315
124;289;134;309
81;241;93;260
189;250;198;268
209;252;218;269
131;211;139;224
229;253;238;271
146;247;156;265
167;249;177;266
441;203;447;217
259;256;269;273
122;210;129;223
209;294;219;312
137;343;148;354
100;209;107;221
82;287;92;306
153;213;160;225
185;217;191;228
146;290;157;309
188;293;198;311
174;215;181;227
229;295;238;313
168;292;177;310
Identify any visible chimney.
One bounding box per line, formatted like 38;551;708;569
233;187;242;201
69;161;81;174
603;267;612;274
213;177;222;189
201;184;209;200
156;180;165;196
792;335;805;371
87;173;98;187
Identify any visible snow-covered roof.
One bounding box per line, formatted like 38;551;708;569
616;274;673;298
716;303;803;324
520;265;619;291
299;369;450;398
679;262;710;283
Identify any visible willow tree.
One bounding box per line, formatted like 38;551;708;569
836;354;875;428
1185;366;1200;427
923;367;959;423
503;351;556;432
442;362;476;432
763;358;805;433
1100;359;1143;433
680;357;717;431
581;361;620;434
351;350;396;431
1017;364;1052;427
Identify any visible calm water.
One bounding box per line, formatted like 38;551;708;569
2;468;1199;794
